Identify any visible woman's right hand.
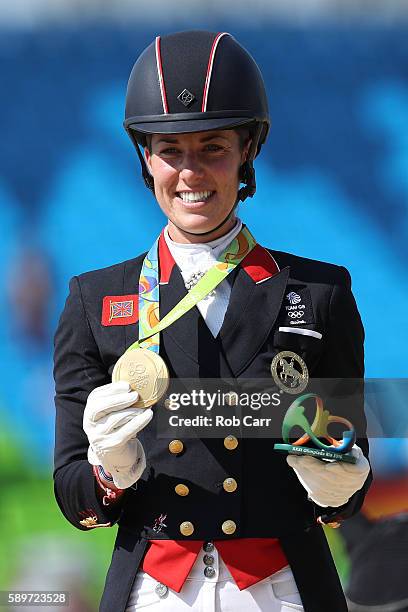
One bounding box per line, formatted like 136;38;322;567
83;381;153;488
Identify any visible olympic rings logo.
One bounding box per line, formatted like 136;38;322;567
288;311;304;319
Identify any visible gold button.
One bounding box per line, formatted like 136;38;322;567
175;484;189;496
224;435;238;450
169;440;184;455
180;521;194;536
223;478;237;493
222;520;237;535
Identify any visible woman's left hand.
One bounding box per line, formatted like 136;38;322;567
286;445;370;507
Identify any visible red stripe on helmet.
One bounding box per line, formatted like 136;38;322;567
201;32;229;113
155;36;169;114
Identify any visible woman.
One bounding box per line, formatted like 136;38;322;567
53;31;371;612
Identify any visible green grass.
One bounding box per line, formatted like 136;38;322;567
0;419;115;609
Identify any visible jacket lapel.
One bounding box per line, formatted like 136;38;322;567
123;257;143;354
159;263;201;368
219;264;290;376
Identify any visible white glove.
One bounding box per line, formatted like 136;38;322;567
83;381;153;489
287;445;370;507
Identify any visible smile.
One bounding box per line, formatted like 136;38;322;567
177;190;214;203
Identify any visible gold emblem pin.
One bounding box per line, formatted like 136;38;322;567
271;350;309;394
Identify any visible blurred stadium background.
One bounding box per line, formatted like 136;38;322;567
0;0;407;609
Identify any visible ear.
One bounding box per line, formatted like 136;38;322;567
241;138;253;165
144;147;153;175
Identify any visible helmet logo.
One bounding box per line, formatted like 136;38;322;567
177;89;196;108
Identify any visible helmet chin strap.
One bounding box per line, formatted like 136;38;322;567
170;199;239;237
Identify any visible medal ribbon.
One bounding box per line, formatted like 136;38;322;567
129;225;257;353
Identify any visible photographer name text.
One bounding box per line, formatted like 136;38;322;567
168;415;274;427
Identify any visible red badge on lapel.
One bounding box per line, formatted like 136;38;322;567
101;295;138;326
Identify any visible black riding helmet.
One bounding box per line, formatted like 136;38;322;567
124;31;270;232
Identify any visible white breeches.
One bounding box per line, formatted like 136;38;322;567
125;545;304;611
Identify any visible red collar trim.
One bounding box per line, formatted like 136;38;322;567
241;243;280;283
158;231;280;285
158;229;175;284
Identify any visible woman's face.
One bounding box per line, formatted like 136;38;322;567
144;129;250;243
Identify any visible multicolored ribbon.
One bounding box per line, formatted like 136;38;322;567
128;225;257;353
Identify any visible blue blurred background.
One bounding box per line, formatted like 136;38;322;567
0;1;407;609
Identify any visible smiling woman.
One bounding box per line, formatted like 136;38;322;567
53;29;371;612
144;130;251;242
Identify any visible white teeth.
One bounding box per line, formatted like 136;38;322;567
178;190;213;203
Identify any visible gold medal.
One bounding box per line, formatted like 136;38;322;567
112;348;169;408
271;350;309;394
